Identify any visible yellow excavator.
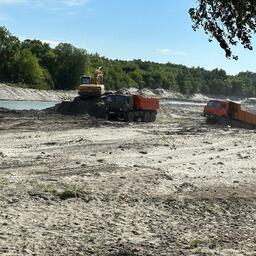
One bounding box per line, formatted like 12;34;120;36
78;67;105;98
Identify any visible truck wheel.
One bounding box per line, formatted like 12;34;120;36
150;112;156;122
126;112;134;122
206;116;216;124
142;112;150;122
106;113;112;121
134;116;139;122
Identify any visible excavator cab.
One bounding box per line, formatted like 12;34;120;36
78;68;105;98
80;76;91;85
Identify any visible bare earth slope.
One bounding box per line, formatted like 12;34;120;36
0;84;77;101
0;104;256;255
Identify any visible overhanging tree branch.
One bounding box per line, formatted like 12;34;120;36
189;0;256;59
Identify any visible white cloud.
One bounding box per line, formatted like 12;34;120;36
41;39;61;47
174;51;188;56
61;0;89;6
156;49;172;56
0;0;90;7
19;37;63;48
0;0;27;4
156;49;188;56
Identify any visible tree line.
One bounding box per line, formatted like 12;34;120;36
0;26;255;96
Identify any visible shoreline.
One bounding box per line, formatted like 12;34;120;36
0;83;254;104
0;98;61;103
0;83;77;102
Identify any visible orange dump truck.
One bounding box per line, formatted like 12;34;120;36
105;94;160;122
204;99;256;128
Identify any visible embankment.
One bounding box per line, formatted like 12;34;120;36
0;84;77;101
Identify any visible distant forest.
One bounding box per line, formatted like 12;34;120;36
0;26;256;96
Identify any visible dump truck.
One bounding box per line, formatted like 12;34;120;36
105;94;160;122
204;99;256;128
78;67;105;98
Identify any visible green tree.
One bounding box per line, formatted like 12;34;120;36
0;26;256;97
17;49;52;89
54;43;88;90
0;26;20;82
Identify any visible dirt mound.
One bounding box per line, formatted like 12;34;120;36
56;97;106;118
117;87;158;98
0;107;43;118
243;98;256;105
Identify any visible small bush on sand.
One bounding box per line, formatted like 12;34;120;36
57;185;79;200
190;239;202;249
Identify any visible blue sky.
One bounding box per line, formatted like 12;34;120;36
0;0;255;75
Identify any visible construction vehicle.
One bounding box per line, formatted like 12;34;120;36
105;94;160;122
204;99;256;128
78;67;105;98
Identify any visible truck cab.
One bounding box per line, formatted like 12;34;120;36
105;94;133;120
204;99;256;128
204;100;228;117
105;94;159;122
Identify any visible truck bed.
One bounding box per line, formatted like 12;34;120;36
233;110;256;127
133;95;160;111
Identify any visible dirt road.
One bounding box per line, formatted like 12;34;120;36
0;104;255;255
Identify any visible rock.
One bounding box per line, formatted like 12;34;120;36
44;142;57;146
162;173;173;180
131;230;140;235
237;153;250;159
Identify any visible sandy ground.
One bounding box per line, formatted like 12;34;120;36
0;103;256;256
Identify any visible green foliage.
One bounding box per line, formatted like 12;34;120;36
17;49;52;89
190;1;256;59
54;43;88;90
0;26;20;82
0;26;256;96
